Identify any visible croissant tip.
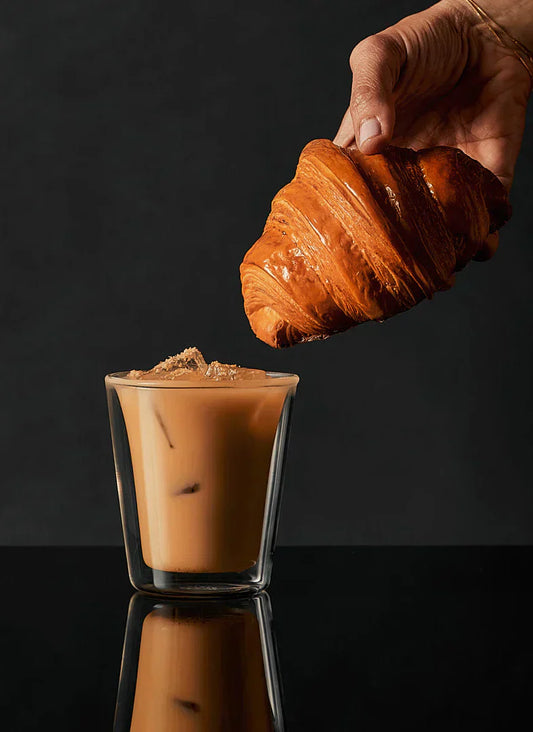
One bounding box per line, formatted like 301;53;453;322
248;306;291;349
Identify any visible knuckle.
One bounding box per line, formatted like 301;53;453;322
349;32;399;71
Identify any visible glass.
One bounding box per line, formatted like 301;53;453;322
106;371;298;595
114;592;284;731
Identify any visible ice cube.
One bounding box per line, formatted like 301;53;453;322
204;361;240;380
205;361;267;381
151;347;207;375
235;367;267;380
128;347;207;380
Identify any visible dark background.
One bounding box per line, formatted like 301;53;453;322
1;0;531;546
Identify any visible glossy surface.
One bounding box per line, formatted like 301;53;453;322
1;546;531;729
241;140;511;347
117;594;280;731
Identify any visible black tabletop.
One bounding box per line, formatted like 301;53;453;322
0;546;531;730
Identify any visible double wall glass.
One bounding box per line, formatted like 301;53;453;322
106;371;298;595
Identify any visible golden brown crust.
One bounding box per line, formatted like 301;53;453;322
240;139;511;348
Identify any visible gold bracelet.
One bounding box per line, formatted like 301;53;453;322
462;0;533;81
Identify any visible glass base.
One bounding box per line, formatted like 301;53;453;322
129;566;269;597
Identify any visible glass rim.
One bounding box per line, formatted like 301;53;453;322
105;370;299;389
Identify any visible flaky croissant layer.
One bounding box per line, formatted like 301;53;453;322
240;139;511;348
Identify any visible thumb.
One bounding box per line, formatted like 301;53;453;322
349;33;405;154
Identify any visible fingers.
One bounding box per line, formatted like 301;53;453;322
333;107;355;148
348;33;405;154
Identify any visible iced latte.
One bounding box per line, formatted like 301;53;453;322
106;348;298;593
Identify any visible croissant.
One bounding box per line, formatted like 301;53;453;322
240;139;511;348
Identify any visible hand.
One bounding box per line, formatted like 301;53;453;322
334;0;531;197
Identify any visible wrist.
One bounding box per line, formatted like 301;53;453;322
450;0;533;53
475;1;533;52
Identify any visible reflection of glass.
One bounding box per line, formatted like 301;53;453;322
106;373;298;594
114;592;284;731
